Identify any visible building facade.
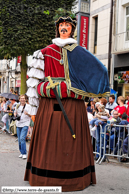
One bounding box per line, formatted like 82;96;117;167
0;56;32;94
89;0;129;98
89;0;113;81
113;0;129;98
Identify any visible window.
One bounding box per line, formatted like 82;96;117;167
94;17;98;54
126;7;129;41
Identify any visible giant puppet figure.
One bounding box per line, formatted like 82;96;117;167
24;9;110;192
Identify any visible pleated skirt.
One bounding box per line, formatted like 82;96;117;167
24;98;96;192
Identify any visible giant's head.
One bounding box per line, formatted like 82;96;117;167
54;9;77;39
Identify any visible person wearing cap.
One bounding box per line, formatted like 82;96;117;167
24;8;110;191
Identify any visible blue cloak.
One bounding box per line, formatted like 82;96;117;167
64;45;110;97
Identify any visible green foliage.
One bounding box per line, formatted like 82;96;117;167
53;8;76;21
0;0;76;58
0;0;76;94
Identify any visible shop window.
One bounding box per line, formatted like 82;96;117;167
126;6;129;41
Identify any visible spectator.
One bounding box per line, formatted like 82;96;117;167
1;98;7;116
9;99;17;123
14;94;31;159
85;101;94;128
1;98;17;132
114;113;129;155
106;95;118;114
87;99;95;115
89;102;100;139
106;110;121;152
5;98;11;110
1;98;11;132
93;98;100;103
94;99;109;161
100;97;110;114
113;96;126;118
90;104;109;131
107;110;121;126
100;98;107;106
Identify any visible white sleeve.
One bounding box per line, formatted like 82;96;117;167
26;50;45;115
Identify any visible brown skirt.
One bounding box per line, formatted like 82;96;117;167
24;98;96;192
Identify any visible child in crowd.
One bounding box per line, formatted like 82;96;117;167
107;110;121;129
114;113;129;155
89;104;109;131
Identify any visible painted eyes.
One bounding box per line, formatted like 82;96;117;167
59;23;70;27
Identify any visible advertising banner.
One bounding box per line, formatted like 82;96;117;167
80;16;89;49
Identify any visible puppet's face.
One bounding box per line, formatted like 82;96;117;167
59;22;72;39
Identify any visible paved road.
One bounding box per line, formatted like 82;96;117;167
0;129;129;194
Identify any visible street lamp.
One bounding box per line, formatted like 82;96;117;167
80;0;90;13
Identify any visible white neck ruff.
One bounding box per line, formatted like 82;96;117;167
52;38;77;47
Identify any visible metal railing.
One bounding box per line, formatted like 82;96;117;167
104;124;129;162
91;124;129;164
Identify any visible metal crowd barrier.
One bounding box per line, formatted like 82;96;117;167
91;124;129;164
103;124;129;163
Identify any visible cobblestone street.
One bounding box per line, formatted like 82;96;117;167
0;130;29;154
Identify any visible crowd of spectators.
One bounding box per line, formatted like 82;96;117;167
85;95;129;162
0;91;34;159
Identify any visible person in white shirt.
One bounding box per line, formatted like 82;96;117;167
14;95;31;159
106;95;118;113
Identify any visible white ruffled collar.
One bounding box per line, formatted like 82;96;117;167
52;38;77;47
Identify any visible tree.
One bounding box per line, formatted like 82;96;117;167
0;0;76;94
